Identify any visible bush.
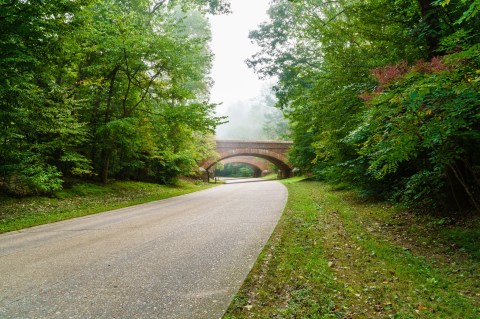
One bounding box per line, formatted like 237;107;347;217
351;52;480;211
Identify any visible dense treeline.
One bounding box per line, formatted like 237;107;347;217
0;0;229;195
250;0;480;212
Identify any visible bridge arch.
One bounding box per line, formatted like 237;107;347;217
216;162;262;178
201;140;293;179
218;157;272;177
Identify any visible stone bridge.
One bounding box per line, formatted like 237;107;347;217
201;140;293;178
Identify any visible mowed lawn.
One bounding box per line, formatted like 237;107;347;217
225;178;480;318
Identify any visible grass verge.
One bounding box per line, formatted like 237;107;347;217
0;179;215;234
261;173;280;180
224;178;480;318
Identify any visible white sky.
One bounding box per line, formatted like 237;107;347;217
209;0;271;115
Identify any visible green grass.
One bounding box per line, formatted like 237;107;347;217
261;173;280;180
440;226;480;260
0;179;215;234
224;178;480;318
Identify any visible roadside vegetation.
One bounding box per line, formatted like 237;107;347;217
248;0;480;213
261;173;279;180
0;179;214;234
224;178;480;318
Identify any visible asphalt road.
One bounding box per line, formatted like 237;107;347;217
0;179;287;319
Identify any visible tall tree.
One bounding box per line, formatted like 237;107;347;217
249;0;480;210
73;0;224;183
0;0;93;194
0;0;229;194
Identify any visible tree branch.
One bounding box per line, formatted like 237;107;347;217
1;0;17;7
150;0;168;14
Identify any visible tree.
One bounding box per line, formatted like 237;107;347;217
73;1;225;183
347;1;480;210
249;0;480;211
0;0;93;194
249;0;424;180
0;0;229;194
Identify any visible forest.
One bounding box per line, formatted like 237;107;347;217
0;0;229;195
2;0;480;214
248;0;480;213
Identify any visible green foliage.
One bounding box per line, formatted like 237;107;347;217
353;52;480;209
249;0;480;212
249;0;426;181
435;0;480;23
441;226;480;259
215;163;255;178
393;170;447;209
0;0;93;195
0;0;226;195
19;162;63;194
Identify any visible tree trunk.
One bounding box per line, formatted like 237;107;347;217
100;150;111;184
447;163;480;213
99;65;120;184
105;65;120;124
417;0;442;57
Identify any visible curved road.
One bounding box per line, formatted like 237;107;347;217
0;179;287;319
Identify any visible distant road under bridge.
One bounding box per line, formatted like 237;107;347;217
219;157;271;177
201;140;293;178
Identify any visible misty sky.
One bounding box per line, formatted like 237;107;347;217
209;0;271;115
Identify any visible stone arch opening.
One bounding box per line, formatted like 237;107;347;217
199;140;293;181
205;151;291;178
216;156;273;178
215;161;263;178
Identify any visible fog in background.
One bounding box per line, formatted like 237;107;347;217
208;0;287;140
215;86;289;140
208;0;270;107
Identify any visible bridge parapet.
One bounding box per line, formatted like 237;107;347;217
215;140;293;150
